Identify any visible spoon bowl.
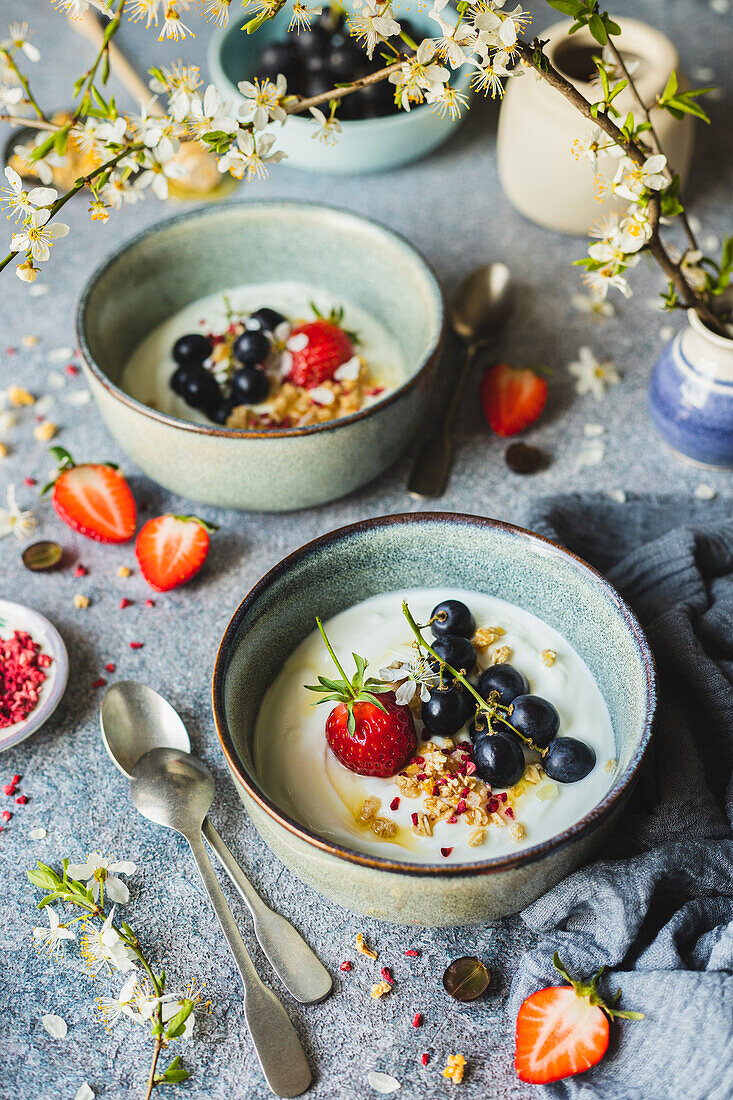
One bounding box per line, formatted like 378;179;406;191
130;747;214;837
451;261;514;343
101;680;191;777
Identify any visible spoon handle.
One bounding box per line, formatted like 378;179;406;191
407;341;480;499
186;831;312;1098
202;817;332;1004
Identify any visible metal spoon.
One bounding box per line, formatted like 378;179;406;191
101;681;332;1006
130;747;311;1098
407;262;515;498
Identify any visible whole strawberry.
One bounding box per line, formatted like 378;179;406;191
287;318;354;390
306;618;416;778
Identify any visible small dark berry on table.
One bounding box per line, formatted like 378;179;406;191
510;694;560;749
505;441;547;474
430;599;475;639
544;737;596;782
477;664;529;707
233;329;270;366
443;956;490;1001
172;332;211;366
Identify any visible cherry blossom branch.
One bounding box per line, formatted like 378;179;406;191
0;113;57;130
0;49;45;120
284;60;403;114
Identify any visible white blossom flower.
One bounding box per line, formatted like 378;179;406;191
11;208;69;262
1;167;56;223
0;484;36;540
97;973;177;1027
41;1013;68;1039
54;0;97;17
128;0;161;27
613;207;652;253
217;130;285;181
188;84;237;140
81;908;137;976
33;907;76;959
425;81;468;119
100;171;148;209
390;40;449;110
613;153;668;200
289;1;322;32
0;83;23;110
428;10;477;68
67;853;137;903
11;137;64;186
2;23;40;63
201;0;231;27
136;155;187;199
159;3;195;41
568;346;621;399
380;654;437;705
237;75;287;130
154;62;202;120
467;56;505;99
348;0;401;59
583;264;633;299
309;106;342;145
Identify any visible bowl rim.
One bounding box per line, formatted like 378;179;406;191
75;199;446;440
207;6;473;134
212;511;657;877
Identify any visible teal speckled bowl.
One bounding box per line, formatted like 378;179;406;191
208;6;474;175
76;202;444;511
213;512;657;927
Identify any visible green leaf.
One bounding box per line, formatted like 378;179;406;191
545;0;579;13
54;128;69;156
604;16;621;36
28;863;62;892
659;69;678;103
155;1055;191;1084
588;12;607;44
607;79;627;102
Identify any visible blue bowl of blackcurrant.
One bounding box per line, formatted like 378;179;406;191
208;3;474;175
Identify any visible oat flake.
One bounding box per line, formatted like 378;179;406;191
75;1084;94;1100
41;1013;67;1039
367;1071;401;1094
29;826;47;840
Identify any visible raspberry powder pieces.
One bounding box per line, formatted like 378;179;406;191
0;630;51;728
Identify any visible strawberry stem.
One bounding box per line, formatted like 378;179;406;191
552;953;644;1021
315;616;353;691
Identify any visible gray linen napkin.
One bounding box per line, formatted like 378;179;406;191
508;494;733;1100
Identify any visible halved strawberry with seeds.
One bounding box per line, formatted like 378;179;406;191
480;362;548;437
45;447;136;543
515;953;643;1085
135;514;217;592
305;618;416;778
287;309;355;390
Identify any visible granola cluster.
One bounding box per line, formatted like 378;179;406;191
226;362;380;430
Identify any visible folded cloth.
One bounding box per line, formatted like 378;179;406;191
509;494;733;1100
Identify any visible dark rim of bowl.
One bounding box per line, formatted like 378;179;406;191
212;511;658;878
75;199;446;440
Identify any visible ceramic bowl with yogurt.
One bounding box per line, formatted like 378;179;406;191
76;202;444;511
213;512;657;927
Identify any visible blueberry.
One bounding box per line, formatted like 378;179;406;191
233;329;270;366
430;599;475;639
509;694;560;749
250;307;287;333
477;664;529;708
170;364;193;397
303;52;334;77
359;79;395;117
181;365;220;411
421;685;471;738
291;24;330;55
305;72;338;98
544;738;596;783
473;732;525;788
172;332;211;367
208;400;234;425
329;41;364;81
230;365;269;406
258;41;301;76
430;634;476;677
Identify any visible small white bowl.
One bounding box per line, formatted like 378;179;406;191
0;599;69;753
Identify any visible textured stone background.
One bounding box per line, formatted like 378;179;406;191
0;0;731;1097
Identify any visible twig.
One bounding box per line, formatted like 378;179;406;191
143;1036;164;1100
0;114;58;131
0;49;46;121
284;60;403;114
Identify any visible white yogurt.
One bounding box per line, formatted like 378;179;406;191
121;280;406;424
254;588;617;863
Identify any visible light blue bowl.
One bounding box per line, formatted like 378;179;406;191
208;5;474;175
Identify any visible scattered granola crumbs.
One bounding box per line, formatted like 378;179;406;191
467;828;485;847
0;443;8;458
339;960;352;972
405;949;420;958
119;598;132;610
74;565;87;578
412;1012;422;1027
117;566;132;578
21;334;38;348
358;797;380;824
491;645;512;665
420;1053;429;1066
509;822;526;842
370;981;392;999
33;421;57;442
129;641;144;650
371;817;398;838
356;933;378;960
443;1054;466;1084
535;782;559;801
0;411;16;430
380;967;394;984
472;626;505;650
73;594;90;609
91;678;107;689
524;763;542;785
694;483;717;501
605;758;617;773
29;826;47;840
7;385;34;407
541;649;557;667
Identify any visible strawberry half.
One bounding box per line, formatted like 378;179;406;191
515;953;643;1085
306;618;417;778
480;362;548;437
135;514;216;592
287;318;354;390
46;447;136;544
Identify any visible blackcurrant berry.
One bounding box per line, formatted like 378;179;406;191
421;685;471;737
230;365;269;406
510;695;560;749
430;599;475;639
543;738;596;783
172;332;211;367
477;664;529;707
430;634;476;677
473;732;525;788
233;329;270;366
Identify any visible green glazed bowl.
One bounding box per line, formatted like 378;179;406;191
208;5;474;175
76;201;444;511
213;512;657;927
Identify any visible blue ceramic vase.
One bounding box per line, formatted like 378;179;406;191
648;310;733;468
